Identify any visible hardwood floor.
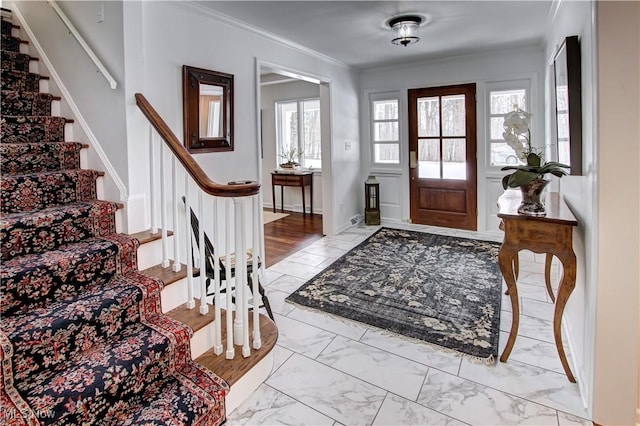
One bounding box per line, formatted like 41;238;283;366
263;210;323;267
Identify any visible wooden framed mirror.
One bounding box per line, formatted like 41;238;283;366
183;65;234;153
553;36;582;175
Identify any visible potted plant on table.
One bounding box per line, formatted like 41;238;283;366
278;146;303;169
500;109;569;216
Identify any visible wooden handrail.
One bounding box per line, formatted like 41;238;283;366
135;93;260;197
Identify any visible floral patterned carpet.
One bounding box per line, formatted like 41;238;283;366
287;228;502;361
0;13;227;425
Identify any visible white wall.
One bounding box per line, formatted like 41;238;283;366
138;2;361;235
547;2;640;424
11;0;128;190
592;2;639;424
260;80;323;214
544;0;595;414
360;47;545;234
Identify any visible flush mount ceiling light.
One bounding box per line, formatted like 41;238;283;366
388;15;424;47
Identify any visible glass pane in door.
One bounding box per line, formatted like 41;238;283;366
417;97;439;137
418;139;440;178
442;95;466;136
442;138;466;180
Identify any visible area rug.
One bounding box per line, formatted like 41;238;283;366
264;211;289;224
286;227;502;361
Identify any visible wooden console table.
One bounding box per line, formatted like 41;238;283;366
497;190;578;382
271;170;313;216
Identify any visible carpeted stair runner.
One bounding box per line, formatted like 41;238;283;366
0;10;228;425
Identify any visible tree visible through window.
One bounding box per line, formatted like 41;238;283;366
488;88;527;167
276;99;321;169
371;95;400;164
417;94;467;179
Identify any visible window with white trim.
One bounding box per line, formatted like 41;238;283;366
276;98;321;169
487;82;530;167
370;93;400;165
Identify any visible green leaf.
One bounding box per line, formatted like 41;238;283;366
549;170;566;178
502;174;511;190
507;170;539;187
526;153;541;167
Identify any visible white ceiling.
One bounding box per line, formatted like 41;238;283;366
195;1;554;69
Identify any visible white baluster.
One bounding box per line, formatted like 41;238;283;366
171;158;181;272
252;195;262;349
233;199;244;348
258;191;266;274
212;197;223;355
225;200;235;359
198;191;209;315
184;176;195;309
237;198;251;357
149;127;158;234
159;145;169;268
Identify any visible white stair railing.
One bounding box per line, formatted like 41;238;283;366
136;93;262;359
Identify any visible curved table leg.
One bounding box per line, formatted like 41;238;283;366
499;247;520;362
553;251;577;383
545;253;556;302
504;253;519;295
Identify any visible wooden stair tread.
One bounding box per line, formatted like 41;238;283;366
196;312;278;387
130;229;173;244
140;262;197;286
166;298;213;333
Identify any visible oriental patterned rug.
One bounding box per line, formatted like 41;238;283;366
286;227;502;361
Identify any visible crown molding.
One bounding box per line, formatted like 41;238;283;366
183;1;350;70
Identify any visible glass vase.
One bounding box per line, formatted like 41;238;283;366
518;178;550;216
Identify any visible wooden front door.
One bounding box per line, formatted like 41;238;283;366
408;83;477;230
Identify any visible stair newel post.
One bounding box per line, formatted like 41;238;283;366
224;200;235;359
197;191;209;315
149;126;158;235
184;176;195;309
159;144;170;268
171;158;181;272
251;195;262;349
212;196;223;355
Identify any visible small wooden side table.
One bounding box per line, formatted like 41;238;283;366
271;170;313;216
497;190;578;382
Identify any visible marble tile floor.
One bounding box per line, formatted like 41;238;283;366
227;223;591;426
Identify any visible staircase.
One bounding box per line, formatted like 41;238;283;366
0;9;229;425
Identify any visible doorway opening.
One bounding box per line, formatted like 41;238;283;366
257;62;331;265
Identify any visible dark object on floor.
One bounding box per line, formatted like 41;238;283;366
287;227;502;361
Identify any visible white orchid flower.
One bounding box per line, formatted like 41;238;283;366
503;109;532;159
